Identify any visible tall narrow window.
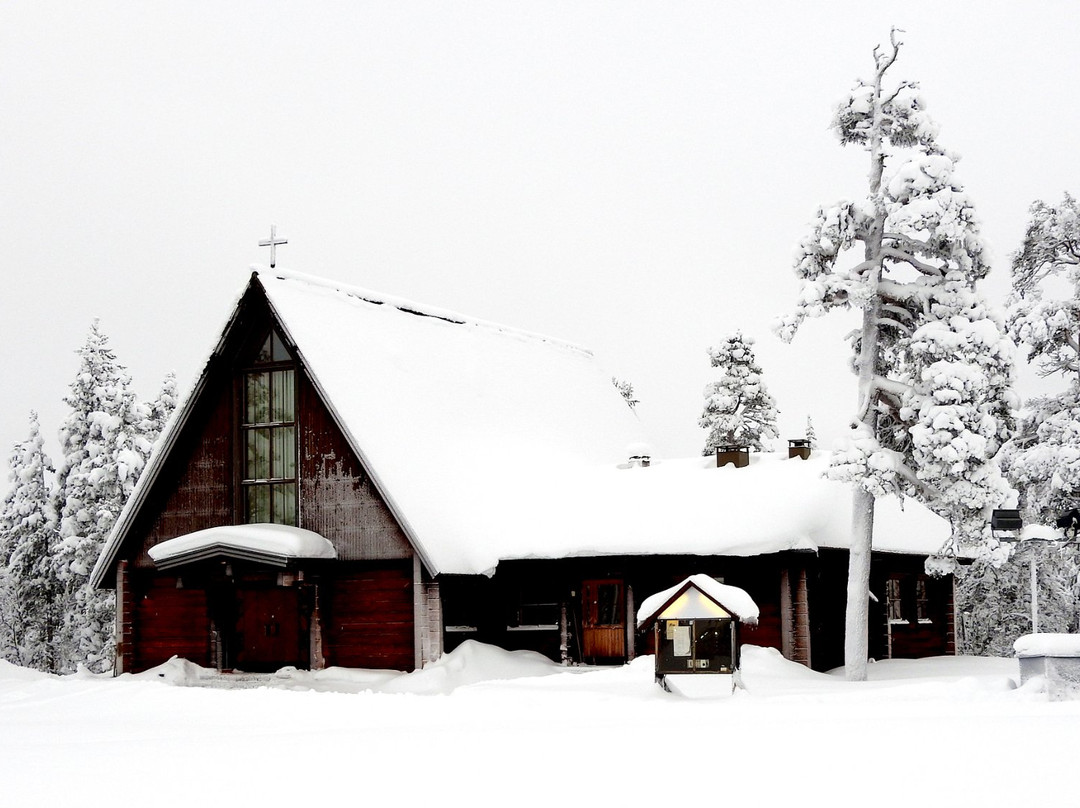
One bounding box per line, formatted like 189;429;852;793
886;576;906;624
915;577;932;624
242;331;297;525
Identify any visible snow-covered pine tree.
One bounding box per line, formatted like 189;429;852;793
51;322;154;673
0;413;58;669
806;415;817;449
699;331;778;455
612;377;639;410
965;193;1080;651
1001;195;1080;521
777;31;1015;680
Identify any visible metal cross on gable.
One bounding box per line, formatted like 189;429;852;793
259;224;287;268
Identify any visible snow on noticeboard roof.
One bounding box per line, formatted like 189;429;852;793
636;574;760;626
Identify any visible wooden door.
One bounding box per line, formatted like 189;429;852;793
234;587;303;672
582;579;625;661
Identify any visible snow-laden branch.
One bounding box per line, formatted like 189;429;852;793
881;247;945;277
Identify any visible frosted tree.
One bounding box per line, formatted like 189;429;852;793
52;322;153;673
1001;195;1080;521
0;413;58;669
148;371;179;441
612;377;639;410
806;415;817;449
777;31;1015;679
699;331;778;454
966;194;1080;653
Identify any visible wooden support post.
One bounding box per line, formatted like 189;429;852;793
115;561;134;675
560;603;570;665
780;568;794;661
413;555;424;670
794;568;811;668
946;576;957;656
309;582;325;670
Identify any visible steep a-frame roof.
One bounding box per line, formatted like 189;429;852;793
94;268;954;587
93;268;646;583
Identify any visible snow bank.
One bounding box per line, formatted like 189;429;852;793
381;640;562;695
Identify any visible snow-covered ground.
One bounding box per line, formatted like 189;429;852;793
0;642;1073;806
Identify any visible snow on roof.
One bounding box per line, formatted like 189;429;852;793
147;524;337;569
258;269;648;574
1013;633;1080;658
95;268;954;584
637;574;760;626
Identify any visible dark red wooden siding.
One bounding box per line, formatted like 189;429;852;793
133;574;212;670
324;563;414;671
135;374;234;566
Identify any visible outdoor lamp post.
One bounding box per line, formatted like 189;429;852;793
991;508;1080;634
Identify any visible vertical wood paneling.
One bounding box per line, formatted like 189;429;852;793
324;563;415;671
136;375;234;565
298;374;412;561
133;574;212;670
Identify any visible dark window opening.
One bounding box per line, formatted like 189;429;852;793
241;332;297;526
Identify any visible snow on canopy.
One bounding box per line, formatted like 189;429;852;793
95;269;953;584
147;524;336;568
636;574;760;627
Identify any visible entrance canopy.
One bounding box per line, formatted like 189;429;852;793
148;524;337;570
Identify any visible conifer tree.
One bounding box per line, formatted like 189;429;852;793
0;413;57;669
777;31;1015;679
1001;194;1080;522
51;322;152;673
805;415;817;449
699;331;778;454
148;371;178;442
958;194;1080;655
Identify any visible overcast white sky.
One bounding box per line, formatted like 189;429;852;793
2;2;1078;480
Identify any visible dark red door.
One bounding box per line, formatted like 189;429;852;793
234;587;303;672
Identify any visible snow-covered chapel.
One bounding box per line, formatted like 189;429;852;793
91;269;956;673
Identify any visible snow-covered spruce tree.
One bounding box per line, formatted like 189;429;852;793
777;32;1015;680
0;413;58;669
806;415;817;449
51;322;155;673
699;331;779;454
